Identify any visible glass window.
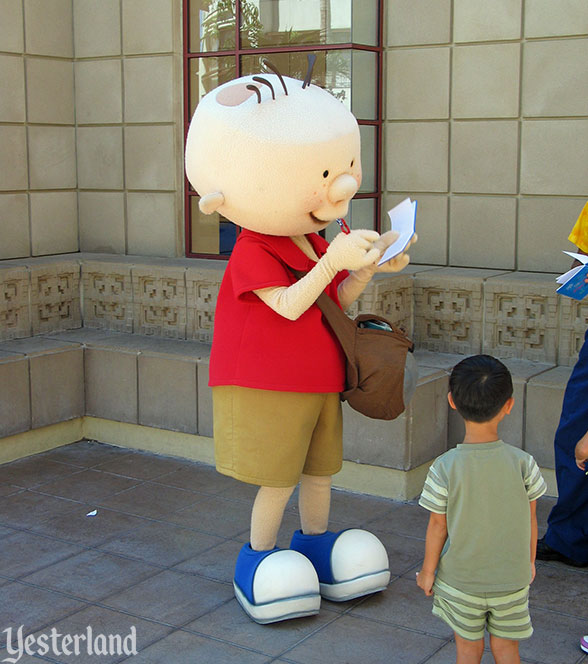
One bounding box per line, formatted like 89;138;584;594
184;0;382;258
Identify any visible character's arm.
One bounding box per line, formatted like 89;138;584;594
255;229;380;321
530;499;538;583
416;511;447;596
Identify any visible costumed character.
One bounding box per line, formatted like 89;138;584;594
185;57;416;624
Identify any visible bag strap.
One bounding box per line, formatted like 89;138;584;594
290;268;357;362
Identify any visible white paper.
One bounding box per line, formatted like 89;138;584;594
378;198;417;265
86;509;98;517
556;252;588;283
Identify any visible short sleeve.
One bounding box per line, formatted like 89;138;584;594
230;238;292;298
568;202;588;254
524;456;547;502
419;463;448;514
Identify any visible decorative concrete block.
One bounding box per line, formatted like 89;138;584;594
558;298;588;367
85;347;138;423
139;354;198;434
82;261;134;334
483;272;560;364
0;337;83;429
30;260;81;335
186;262;225;343
342;366;448;471
348;273;413;336
0;265;31;341
414;268;503;355
0;351;30;436
132;265;186;339
525;366;573;468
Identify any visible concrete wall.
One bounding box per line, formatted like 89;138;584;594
0;0;184;261
384;0;588;273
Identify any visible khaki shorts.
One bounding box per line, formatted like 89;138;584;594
212;386;343;487
432;578;533;642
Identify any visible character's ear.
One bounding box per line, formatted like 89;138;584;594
199;192;224;215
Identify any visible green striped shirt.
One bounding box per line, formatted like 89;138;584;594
419;440;546;593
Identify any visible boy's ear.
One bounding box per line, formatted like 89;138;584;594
503;397;515;415
447;392;457;410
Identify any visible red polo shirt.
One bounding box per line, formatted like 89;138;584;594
209;229;347;392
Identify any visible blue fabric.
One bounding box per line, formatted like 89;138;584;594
234;543;280;604
545;328;588;564
290;530;344;584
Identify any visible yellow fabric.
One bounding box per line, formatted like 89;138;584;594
568;201;588;253
212;386;342;487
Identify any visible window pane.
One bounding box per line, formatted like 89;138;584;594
241;0;352;48
351;50;377;120
190;197;238;255
351;0;378;46
359;124;376;193
241;49;351;110
189;56;237;118
324;197;376;242
189;0;237;53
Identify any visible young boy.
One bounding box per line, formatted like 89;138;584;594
416;355;547;664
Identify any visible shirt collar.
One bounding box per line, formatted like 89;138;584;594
239;229;324;271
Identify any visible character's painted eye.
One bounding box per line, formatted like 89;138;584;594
323;170;329;178
350;160;354;167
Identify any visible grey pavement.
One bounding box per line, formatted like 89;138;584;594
0;440;586;664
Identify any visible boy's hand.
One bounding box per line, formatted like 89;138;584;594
530;562;536;584
574;431;588;471
416;570;435;596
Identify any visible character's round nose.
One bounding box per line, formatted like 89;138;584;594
328;173;359;205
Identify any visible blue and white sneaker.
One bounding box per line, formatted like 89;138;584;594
233;543;320;624
290;529;390;602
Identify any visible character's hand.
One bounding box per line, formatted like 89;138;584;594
416;570;435;596
375;231;418;273
574;431;588;471
325;229;381;272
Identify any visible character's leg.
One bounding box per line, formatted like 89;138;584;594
291;473;390;602
234;484;321;624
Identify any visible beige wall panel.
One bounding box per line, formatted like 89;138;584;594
74;0;121;58
452;43;520;119
0;126;28;191
453;0;522;43
451;121;518;194
122;0;174;55
26;58;74;125
520;120;588;196
522;39;588;118
0;0;24;53
385;122;448;192
123;56;174;123
75;60;123;125
449;196;516;269
0;194;30;260
85;348;138;423
518;197;587;273
30;192;78;256
127;192;177;258
386;48;449;120
124;125;176;191
0;55;26;122
524;0;588;38
28;126;76;190
77;127;124;190
79;192;126;254
0;354;30;437
386;0;451;47
24;0;73;57
385;193;448;266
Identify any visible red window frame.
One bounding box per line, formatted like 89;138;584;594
183;0;384;259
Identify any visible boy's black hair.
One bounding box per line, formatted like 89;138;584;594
449;354;513;423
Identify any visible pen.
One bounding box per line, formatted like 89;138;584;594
335;218;351;234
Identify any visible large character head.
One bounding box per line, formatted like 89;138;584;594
185;60;361;237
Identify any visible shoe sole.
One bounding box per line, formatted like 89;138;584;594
234;582;320;624
320;570;391;602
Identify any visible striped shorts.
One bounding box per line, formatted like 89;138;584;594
432;578;533;642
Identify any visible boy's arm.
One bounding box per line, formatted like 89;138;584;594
530;500;538;584
574;430;588;470
416;511;448;596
